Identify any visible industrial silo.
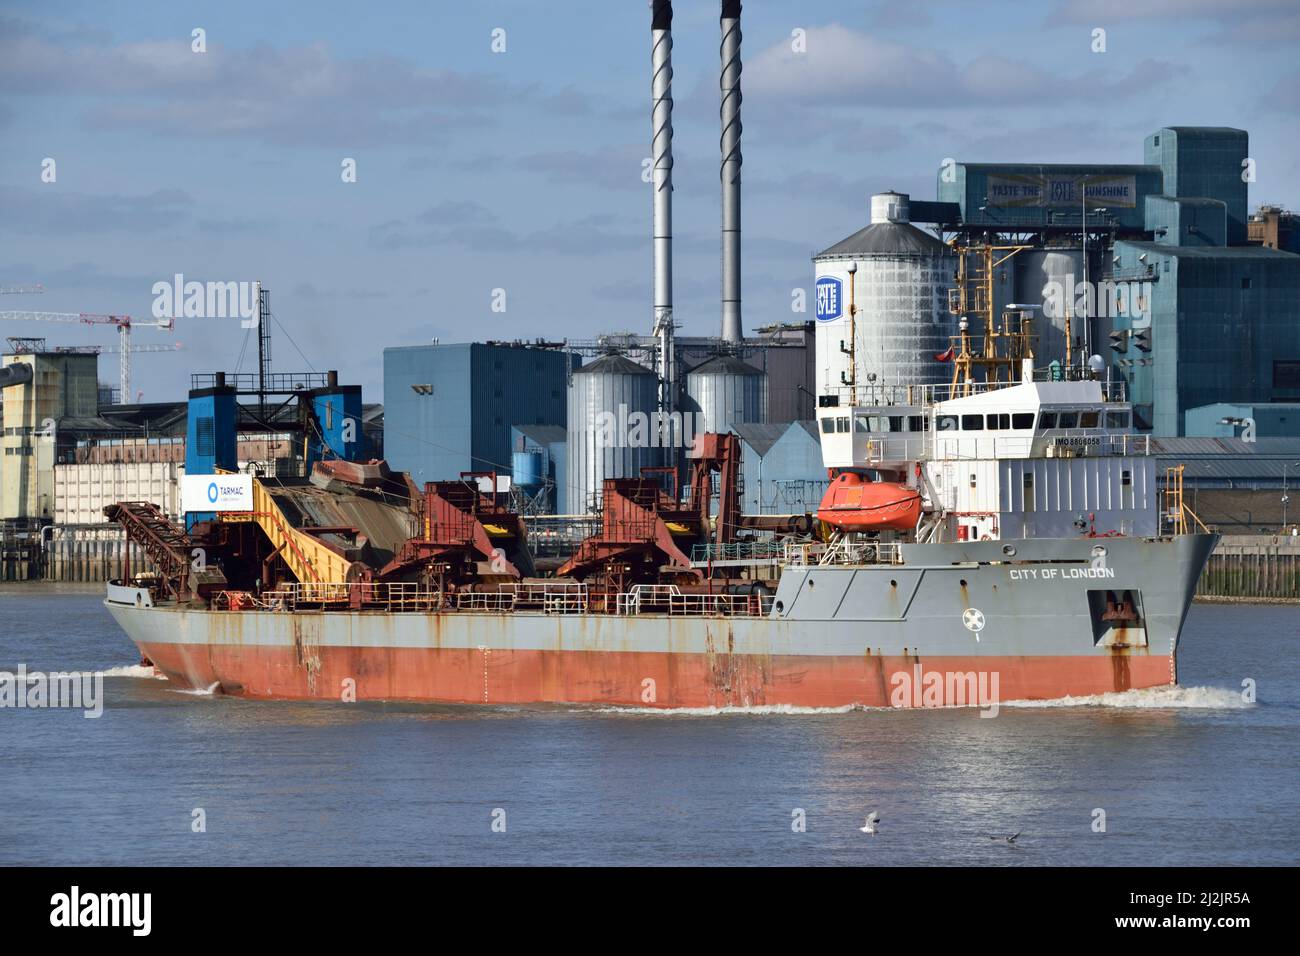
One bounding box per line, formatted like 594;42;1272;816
511;449;545;494
1013;247;1106;368
683;355;767;434
812;191;955;394
567;354;662;514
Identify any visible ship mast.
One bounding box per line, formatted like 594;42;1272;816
947;238;1035;395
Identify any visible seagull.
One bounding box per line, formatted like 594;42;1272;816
859;811;880;835
990;832;1021;845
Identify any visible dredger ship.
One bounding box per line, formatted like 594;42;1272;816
100;0;1216;708
102;366;1216;709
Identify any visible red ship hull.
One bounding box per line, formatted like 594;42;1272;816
136;640;1171;709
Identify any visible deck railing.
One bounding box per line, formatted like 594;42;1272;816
216;580;771;617
821;378;1128;407
690;540;784;564
614;584;772;617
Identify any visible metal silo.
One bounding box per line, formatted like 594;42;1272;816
1013;247;1105;367
684;355;767;434
812;191;955;394
567;354;662;514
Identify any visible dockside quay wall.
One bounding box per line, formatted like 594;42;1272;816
1196;534;1300;601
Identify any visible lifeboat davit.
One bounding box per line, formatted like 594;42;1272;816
816;471;922;532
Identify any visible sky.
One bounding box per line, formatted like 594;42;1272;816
2;0;1298;403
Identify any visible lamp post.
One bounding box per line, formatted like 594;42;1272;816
1283;461;1300;531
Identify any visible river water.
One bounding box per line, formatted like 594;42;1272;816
1;586;1295;865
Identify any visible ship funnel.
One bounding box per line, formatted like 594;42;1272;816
651;0;675;411
720;0;743;344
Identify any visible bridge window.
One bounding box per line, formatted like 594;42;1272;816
986;413;1010;429
1012;413;1035;429
1040;412;1058;429
820;418;834;434
836;416;850;433
1057;411;1078;429
1079;411;1099;428
908;415;929;432
854;414;870;433
961;414;983;430
1106;411;1130;429
937;415;959;431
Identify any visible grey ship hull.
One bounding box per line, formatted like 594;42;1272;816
105;534;1216;709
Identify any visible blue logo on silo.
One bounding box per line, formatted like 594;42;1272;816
207;481;219;504
815;276;843;322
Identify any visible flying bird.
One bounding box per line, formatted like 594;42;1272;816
989;832;1021;844
859;811;880;835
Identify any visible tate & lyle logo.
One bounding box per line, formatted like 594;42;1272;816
815;275;842;322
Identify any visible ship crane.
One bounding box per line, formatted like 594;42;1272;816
0;310;175;402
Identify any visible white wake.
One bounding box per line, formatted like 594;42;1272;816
1002;685;1253;710
96;664;166;679
586;685;1252;715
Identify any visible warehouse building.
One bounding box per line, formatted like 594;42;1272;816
733;420;826;516
383;342;575;487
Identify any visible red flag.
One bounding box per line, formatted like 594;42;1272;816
934;346;955;362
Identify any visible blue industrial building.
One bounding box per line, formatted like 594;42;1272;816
1185;402;1300;439
935;126;1300;436
1110;241;1300;434
383;342;575;487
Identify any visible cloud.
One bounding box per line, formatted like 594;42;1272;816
514;146;649;191
745;24;1184;108
1266;70;1300;114
413;201;500;227
0;17;569;147
369;207;642;256
294;282;390;302
0;260;156;297
1048;0;1293;21
0;186;192;234
403;152;505;173
197;217;271;237
867;0;936;29
1046;0;1300;45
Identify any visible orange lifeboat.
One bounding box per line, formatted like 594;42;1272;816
816;471;922;532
